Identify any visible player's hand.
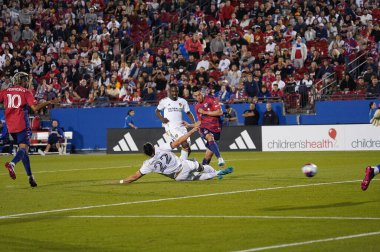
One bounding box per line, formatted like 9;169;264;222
162;118;169;124
198;108;207;115
370;109;380;127
182;121;190;128
193;121;201;127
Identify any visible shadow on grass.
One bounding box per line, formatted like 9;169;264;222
0;234;118;251
262;201;375;211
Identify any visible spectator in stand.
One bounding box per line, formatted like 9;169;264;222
291;36;308;69
210;33;225;58
271;83;284;99
262;103;279;125
242;103;259;126
244;74;260;98
340;73;357;91
317;59;334;79
185;33;203;59
271;74;286;90
215;81;231;103
366;76;380;98
258;85;272;100
315;23;328;40
304;26;316;42
221;1;235;25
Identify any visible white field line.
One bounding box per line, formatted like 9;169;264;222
48;215;380;221
0;165;131;176
234;231;380;252
0;179;365;220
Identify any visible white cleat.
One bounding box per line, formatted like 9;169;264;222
38;149;46;156
218;157;225;167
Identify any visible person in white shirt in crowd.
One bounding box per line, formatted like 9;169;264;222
156;84;196;160
271;73;286;90
265;36;276;53
196;54;210;71
218;54;231;72
291;36;308;68
119;124;234;184
304;26;316;42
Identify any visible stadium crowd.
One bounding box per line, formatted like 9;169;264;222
0;0;379;112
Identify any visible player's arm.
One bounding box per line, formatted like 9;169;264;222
199;108;223;117
155;108;169;124
120;170;144;184
30;98;59;112
170;124;200;149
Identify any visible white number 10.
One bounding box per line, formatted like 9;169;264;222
7;94;21;108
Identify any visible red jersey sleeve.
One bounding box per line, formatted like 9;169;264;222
25;90;37;106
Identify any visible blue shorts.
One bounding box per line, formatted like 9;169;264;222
199;128;220;141
11;129;31;146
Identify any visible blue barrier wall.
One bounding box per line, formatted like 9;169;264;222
300;99;380;125
1;99;377;150
50;103;286;150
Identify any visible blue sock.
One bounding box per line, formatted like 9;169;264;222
21;154;32;176
11;148;26;165
202;158;211;165
208;141;221;158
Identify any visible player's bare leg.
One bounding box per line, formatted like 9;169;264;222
205;133;224;166
180;141;191;160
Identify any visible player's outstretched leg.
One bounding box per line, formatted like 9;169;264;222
361;165;379;191
22;154;37;188
217;167;234;180
4;147;27;180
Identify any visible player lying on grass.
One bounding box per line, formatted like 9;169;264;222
120;122;233;184
361;108;380;191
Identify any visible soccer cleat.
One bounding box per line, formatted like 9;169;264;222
361;166;374;191
218;157;225;167
38;149;46;156
29;176;37;188
5;162;16;180
217;167;234;180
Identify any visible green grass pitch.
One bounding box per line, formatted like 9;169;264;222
0;151;379;251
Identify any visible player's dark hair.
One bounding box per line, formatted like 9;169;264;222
143;142;155;157
192;86;200;93
369;102;375;109
169;84;178;90
128;109;134;115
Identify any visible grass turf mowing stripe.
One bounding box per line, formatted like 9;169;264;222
0;165;131;175
40;215;380;220
0;179;366;219
233;231;380;252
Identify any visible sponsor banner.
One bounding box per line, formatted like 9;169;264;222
262;124;380;151
107;126;262;154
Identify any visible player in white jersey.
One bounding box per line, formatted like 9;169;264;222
155;84;196;160
119;123;234;184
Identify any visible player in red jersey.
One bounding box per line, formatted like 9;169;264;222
0;72;56;187
187;86;225;167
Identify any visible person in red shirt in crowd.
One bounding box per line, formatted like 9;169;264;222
270;83;284;99
220;0;235;25
187;86;225;167
184;33;203;59
0;72;57;187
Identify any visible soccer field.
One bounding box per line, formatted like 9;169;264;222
0;151;379;252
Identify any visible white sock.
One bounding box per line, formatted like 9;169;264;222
203;165;216;173
374;166;379;175
180;149;188;160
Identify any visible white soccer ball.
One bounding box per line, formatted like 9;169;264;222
302;163;317;177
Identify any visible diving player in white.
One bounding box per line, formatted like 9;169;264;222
155;84;196;160
120;123;233;184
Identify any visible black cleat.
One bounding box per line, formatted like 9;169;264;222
29;176;37;188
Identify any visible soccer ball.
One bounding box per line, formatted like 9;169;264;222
302;163;317;177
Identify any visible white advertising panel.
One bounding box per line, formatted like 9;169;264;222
262;124;380;151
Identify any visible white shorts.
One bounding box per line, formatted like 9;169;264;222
175;159;199;181
165;125;190;143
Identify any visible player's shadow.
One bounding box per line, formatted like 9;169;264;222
262;201;374;211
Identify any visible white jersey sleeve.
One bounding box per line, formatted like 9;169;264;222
157;142;173;151
139;160;153;175
180;98;190;113
157;98;167;111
